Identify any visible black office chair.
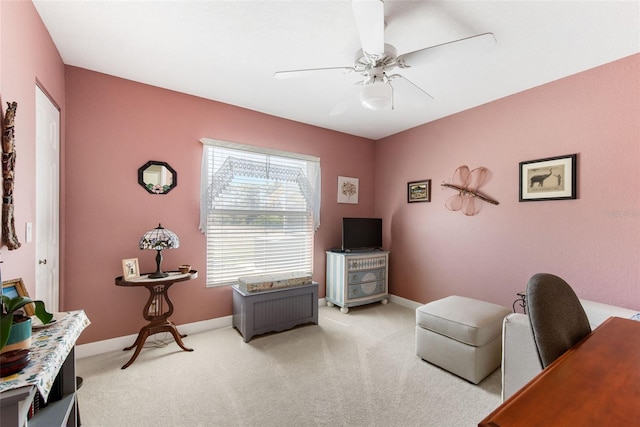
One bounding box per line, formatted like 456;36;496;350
526;273;591;369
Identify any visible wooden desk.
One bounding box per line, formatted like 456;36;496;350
115;271;197;369
479;316;640;426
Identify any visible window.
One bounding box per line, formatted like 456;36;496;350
200;139;321;287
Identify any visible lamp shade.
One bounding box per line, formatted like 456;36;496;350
139;223;179;250
360;80;392;110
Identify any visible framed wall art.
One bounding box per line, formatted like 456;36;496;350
337;176;359;204
2;277;34;316
122;258;140;280
408;180;431;203
519;154;577;201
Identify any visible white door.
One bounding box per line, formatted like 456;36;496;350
35;85;60;311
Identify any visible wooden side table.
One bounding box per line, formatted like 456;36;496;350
115;271;197;369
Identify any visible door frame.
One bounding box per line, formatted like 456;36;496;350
35;84;61;311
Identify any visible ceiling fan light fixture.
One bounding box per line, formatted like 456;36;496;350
360;80;392;110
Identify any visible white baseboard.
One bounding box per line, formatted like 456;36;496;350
389;294;422;310
76;295;414;359
76;315;233;359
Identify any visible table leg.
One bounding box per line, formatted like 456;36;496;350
121;322;193;369
166;321;193;352
121;328;151;369
121;282;193;369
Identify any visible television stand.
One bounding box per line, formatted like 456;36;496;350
325;250;389;313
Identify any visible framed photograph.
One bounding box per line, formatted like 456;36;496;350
520;154;577;201
2;278;34;316
122;258;140;280
337;176;359;204
408;180;431;203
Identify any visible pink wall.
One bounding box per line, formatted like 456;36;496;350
64;67;375;344
4;1;639;346
0;0;66;293
375;54;640;311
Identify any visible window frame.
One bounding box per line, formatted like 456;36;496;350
200;139;320;287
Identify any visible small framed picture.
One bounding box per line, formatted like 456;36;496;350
2;278;34;316
519;154;577;201
337;176;359;204
408;180;431;203
122;258;140;280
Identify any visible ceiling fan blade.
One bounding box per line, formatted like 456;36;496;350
352;0;385;56
389;75;434;108
274;67;355;80
397;32;496;69
329;83;362;116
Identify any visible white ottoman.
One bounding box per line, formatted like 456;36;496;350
416;295;511;384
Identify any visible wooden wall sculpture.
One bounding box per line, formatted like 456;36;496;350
2;102;21;250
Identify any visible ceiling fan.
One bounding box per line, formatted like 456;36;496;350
274;0;495;115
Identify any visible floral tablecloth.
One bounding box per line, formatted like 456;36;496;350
0;310;90;401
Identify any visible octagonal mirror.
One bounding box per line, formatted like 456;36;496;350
138;161;177;194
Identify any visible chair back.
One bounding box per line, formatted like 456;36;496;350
526;273;591;368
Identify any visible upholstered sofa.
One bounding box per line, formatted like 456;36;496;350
501;299;639;401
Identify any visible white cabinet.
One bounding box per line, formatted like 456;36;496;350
325;250;389;313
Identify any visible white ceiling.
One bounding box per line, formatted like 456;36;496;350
33;1;640;140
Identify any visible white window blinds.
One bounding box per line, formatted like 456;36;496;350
200;139;321;287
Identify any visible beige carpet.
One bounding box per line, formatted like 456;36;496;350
77;303;501;426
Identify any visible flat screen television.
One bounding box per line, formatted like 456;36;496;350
342;217;382;252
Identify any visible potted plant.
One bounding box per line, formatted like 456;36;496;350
1;295;53;352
